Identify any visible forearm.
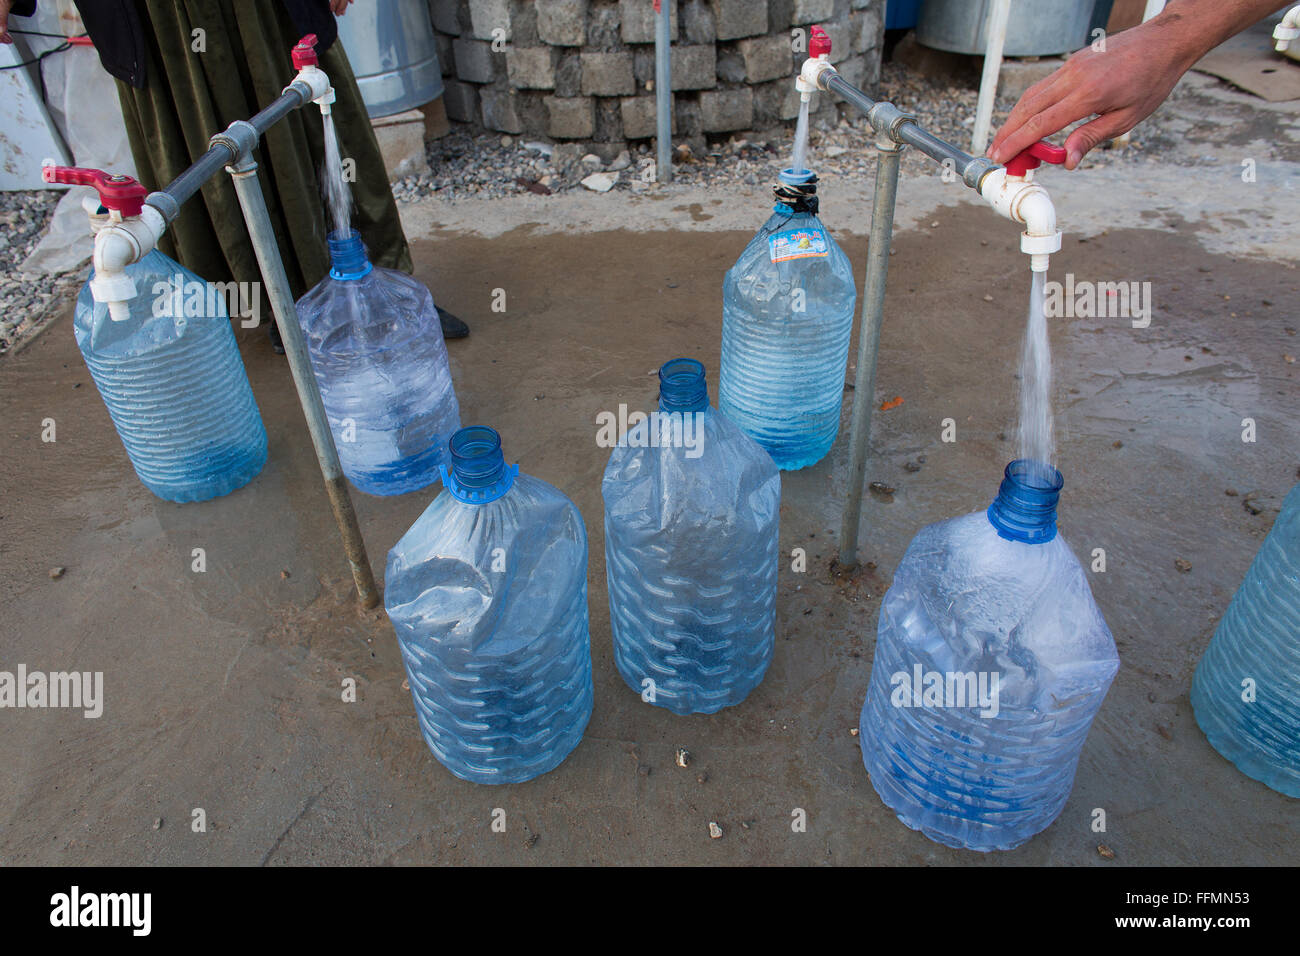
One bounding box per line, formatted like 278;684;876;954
1145;0;1292;68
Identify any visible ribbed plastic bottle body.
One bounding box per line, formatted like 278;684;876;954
384;473;593;784
73;251;267;503
295;266;460;496
859;511;1119;851
1191;483;1300;797
603;407;780;714
719;209;856;470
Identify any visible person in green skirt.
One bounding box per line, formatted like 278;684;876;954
4;0;469;343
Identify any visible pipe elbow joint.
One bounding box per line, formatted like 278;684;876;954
1275;6;1300;50
981;169;1061;272
90;229;140;321
290;65;335;110
88;206;166;320
1017;188;1060;272
798;56;835;95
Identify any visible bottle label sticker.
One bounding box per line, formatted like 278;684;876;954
769;227;829;262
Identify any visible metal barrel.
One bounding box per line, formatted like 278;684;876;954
334;0;444;117
915;0;1103;58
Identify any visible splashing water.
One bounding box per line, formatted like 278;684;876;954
1017;271;1055;469
321;112;353;238
791;97;811;176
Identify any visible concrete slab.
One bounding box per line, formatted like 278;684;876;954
371;108;431;181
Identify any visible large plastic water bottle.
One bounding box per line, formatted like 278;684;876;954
295;230;460;496
859;461;1119;851
384;426;593;784
74;249;267;503
603;358;781;714
719;170;857;470
1191;482;1300;797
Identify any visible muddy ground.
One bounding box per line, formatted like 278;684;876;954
3;188;1297;863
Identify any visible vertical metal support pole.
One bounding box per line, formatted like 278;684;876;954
225;154;380;609
838;132;903;569
655;0;672;184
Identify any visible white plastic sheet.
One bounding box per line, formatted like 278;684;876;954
19;1;137;276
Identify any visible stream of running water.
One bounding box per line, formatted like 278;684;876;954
1017;270;1055;471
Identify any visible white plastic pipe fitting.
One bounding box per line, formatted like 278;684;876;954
89;205;167;321
293;64;336;113
798;54;836;100
1275;5;1300;51
980;168;1062;273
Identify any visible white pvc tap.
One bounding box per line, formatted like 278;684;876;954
981;142;1065;273
290;34;335;113
43;165;165;321
797;25;836;101
1274;5;1300;51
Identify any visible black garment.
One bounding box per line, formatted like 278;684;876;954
13;0;337;88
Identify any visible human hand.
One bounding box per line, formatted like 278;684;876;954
988;20;1196;170
331;0;354;15
1;0;13;43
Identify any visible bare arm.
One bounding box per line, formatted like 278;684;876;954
988;0;1289;169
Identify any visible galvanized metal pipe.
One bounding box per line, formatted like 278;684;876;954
895;123;995;187
838;134;903;569
822;70;877;119
655;0;672;184
817;67;1005;566
821;71;998;189
225;153;380;609
250;82;311;135
150;86;309;222
155;143;236;214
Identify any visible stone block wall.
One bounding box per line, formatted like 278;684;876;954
431;0;884;153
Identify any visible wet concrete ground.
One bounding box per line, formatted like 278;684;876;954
3;189;1297;864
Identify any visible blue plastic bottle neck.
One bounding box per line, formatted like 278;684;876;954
658;357;709;413
440;426;517;504
987;459;1064;544
328;229;373;280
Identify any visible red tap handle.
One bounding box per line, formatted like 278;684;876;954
809;25;831;58
1005;141;1067;177
291;33;318;69
41;165;146;217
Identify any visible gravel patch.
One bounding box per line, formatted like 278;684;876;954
392;61;1210;208
0;190;85;356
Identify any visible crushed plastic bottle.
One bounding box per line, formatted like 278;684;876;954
859;460;1119;851
603;358;781;714
74;249;267;503
719;169;856;470
384;426;593;784
295;230;460;495
1191;482;1300;797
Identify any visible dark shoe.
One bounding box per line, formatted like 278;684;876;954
268;321;285;355
438;308;469;340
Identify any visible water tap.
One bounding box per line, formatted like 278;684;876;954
43;165;166;320
980;141;1065;273
797;25;836;101
1275;6;1300;51
290;33;335;113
